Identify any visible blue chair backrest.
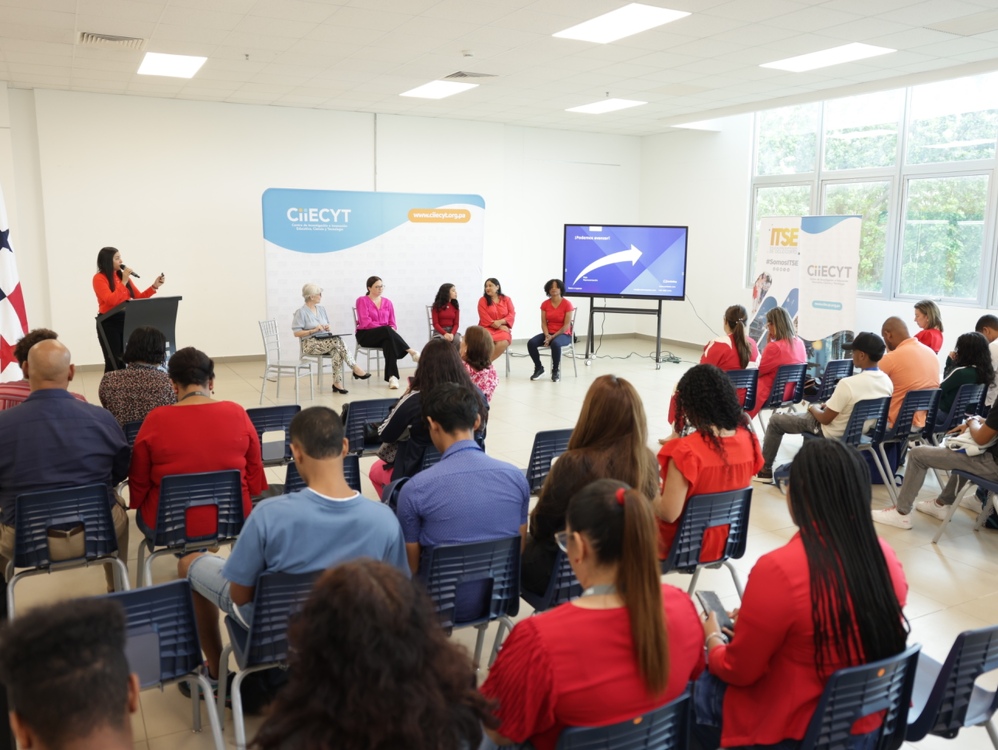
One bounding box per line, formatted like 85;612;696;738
937;383;987;433
13;484;119;568
526;429;573;494
344;398;398;455
123;419;143;447
800;643;920;750
817;359;854;402
285;461;306;494
762;363;807;409
840;397;891;447
726;369;759;412
153;470;244;549
524;547;582;613
105;579;203;688
907;626;998;741
556;688;691;750
284;457;359;495
888;389;941;442
382;475;409;511
419;535;520;631
421;445;443;470
242;571;319;668
662;488;752;573
246;405;300;464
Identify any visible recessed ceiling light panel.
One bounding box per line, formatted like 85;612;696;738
400;80;478;99
137;52;206;78
567;98;647;114
761;43;895;73
554;3;690;44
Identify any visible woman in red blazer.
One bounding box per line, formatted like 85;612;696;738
93;246;164;372
694;439;909;749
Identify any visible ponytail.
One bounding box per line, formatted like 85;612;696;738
725;304;751;368
567;480;669;696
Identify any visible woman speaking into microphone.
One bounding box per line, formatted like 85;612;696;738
93;246;165;372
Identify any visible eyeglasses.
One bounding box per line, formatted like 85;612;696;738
555;531;570;553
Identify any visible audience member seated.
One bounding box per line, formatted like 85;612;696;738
293;283;370;394
481;479;705;750
695;440;908;750
179;407;408;691
527;278;574;383
461;325;498;402
913;299;944;354
754;332;892;484
879;316;940;427
355;275;420;390
873;403;998;531
521;375;659;597
252;560;493;750
397;383;529;574
369;338;488;498
974;314;998;414
0;328;86;408
748;306;806;419
656;364;762;561
0;340;129;589
701;304;758;371
430;282;461;347
129;347;266;543
98;325;176;426
936;331;993;423
0;599;139;750
477;277;515;363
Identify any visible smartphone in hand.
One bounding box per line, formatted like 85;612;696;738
696;590;734;632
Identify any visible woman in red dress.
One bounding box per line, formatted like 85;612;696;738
92;246;164;373
477;277;515;362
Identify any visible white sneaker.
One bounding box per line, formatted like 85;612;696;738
915;498;949;520
871;506;912;529
959;493;984;511
388;376;399;390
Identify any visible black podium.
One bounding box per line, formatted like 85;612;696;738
96;296;182;371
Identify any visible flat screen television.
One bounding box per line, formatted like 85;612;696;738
562;224;688;301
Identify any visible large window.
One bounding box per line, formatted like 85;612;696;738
750;72;998;305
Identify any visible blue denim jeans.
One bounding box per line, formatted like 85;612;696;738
527;333;571;370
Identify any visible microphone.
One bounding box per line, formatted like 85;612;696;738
120;263;140;279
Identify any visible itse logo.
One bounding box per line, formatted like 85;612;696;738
286;208;352;223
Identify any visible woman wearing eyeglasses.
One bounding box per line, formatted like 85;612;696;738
480;478;704;750
355;276;421;390
293;283;370;394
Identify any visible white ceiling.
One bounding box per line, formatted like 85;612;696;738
3;0;998;136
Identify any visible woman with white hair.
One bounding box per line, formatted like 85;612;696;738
292;283;371;394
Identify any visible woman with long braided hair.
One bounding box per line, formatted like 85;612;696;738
694;439;909;749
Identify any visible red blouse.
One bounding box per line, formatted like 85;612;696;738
92;272;157;314
128;401;267;534
656;429;762;561
478;296;516;343
914;328;943;354
750;337;808;418
431;303;460;335
481;584;705;750
541;298;574;335
700;334;758;371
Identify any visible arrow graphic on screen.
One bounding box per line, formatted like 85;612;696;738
573;245;642;285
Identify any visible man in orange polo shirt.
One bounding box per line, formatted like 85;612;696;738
880;316;940;427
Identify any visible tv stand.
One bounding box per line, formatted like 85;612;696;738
584;298;664;370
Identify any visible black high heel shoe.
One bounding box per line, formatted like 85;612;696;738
331;384;349;394
352;371;372;380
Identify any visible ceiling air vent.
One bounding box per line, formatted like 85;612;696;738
78;32;146;51
444;71;497;80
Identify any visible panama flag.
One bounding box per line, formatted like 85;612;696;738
0;182;28;382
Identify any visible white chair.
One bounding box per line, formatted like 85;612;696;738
352;308;383;379
258;320;313;404
426;304;435;340
298;338;340;391
535;308;579;377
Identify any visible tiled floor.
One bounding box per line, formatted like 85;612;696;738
28;337;998;748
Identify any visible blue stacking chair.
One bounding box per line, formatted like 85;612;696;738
136;470;245;587
726;369;759;412
6;484;129;618
524;428;574;495
932;383;987;444
418;535;520;668
932;470;998;545
907;625;998;747
799;643;921;750
123;419;143;447
381;475;409;511
556;687;691;750
103;580;225;749
815;359;854;403
246;405;300;468
756;363;807;431
420;445;443;470
521;548;582;613
660;488;752;599
284;454;361;495
878;389;941;503
217;571;319;750
343;398;397;455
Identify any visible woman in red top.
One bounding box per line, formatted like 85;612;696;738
129;347;267;543
430;283;461;347
527;279;574;383
481;479;704;750
656;365;762;561
913;299;944;354
93;246;165;372
477;278;515;362
700;304;758;371
749;306;807;418
694;440;909;749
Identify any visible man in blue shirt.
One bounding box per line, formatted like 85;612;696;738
179;406;408;689
397;382;530;574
